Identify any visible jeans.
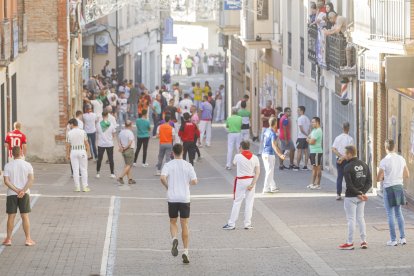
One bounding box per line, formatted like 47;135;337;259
336;161;347;196
152;113;160;137
129;103;138;119
383;186;406;241
344;197;367;244
87;132;97;159
157;144;173;170
183;141;196;165
134;137;149;164
97;146;114;174
118;111;127;126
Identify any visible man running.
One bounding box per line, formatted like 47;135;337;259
198;96;213;147
2;146;35;246
226;108;242;170
179;113;200;166
179;93;193;124
160;144;197;264
134;109;151;167
4;122;27;160
117;120;136;185
238;101;251;141
96;111;116;179
66;119;90;192
307;117;323;190
155;114;175;176
222;141;260;230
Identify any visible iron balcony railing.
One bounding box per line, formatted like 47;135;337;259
19;13;27;52
0;20;11;66
326;33;356;77
307;24;317;63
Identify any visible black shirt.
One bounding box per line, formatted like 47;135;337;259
344;157;372;197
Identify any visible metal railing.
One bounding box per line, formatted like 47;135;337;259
307;24;317;63
0;20;11;66
326;33;347;75
19;13;27;52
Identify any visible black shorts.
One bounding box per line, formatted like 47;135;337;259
310;153;323;166
6;194;31;214
296;138;308;149
168;202;190;219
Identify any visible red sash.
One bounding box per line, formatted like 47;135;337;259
233;176;254;199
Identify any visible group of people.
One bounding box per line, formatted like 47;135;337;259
165;52;224;77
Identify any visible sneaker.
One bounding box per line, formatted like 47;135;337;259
336;195;342;201
154;170;161;176
244;225;254;230
117;178;124;185
182;252;190;264
301;166;310;171
110;174;116;179
262;190;272;194
338;243;354;250
133;163;137;167
360;241;368;249
128;179;137;184
96;174;100;179
387;240;398;246
271;188;280;193
225;166;231;170
222;224;235;230
74;187;81;192
83;187;91;192
279;166;285;170
400;238;407;245
171;238;178;257
311;185;321;190
291;165;300;171
142;163;149;168
307;184;314;189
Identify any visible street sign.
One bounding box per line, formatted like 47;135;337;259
224;0;241;10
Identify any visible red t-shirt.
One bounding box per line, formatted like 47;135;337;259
261;108;276;128
279;115;291;141
179;122;200;142
5;129;27;157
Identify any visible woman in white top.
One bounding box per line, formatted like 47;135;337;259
378;139;410;246
96;111;117;179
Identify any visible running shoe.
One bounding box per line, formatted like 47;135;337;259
118;178;125;185
83;187;91;192
310;185;321;190
110;174;116;179
306;184;314;189
225;166;231;170
171;238;178;257
290;165;300;171
271;188;280;193
262;190;272;194
142;163;149;168
360;242;368;249
244;225;254;230
96;174;100;179
400;238;407;245
222;224;235;230
279;166;284;170
182;252;190;264
133;163;137;167
74;187;81;192
387;240;398;246
338;243;354;250
128;179;137;184
154;170;161;176
336;195;342;201
301;166;310;171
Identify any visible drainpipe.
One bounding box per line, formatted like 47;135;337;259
67;0;71;114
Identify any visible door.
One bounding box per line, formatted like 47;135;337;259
366;83;374;177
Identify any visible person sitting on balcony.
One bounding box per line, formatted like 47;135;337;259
324;12;347;36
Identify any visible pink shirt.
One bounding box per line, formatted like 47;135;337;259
191;113;200;125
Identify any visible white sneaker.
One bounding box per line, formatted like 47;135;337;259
96;174;100;179
133;163;137;167
225;166;231;170
142;163;149;168
110;174;116;179
400;238;407;245
154;170;161;176
307;184;314;189
310;185;321;190
386;240;398;246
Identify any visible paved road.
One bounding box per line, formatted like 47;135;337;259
0;125;413;275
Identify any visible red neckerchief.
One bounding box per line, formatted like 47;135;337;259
241;150;253;160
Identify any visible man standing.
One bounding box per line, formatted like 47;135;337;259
160;144;197;264
155;115;175;176
202;53;208;74
83;105;98;160
279;108;299;170
307;117;323;190
134;110;151;167
117;120;136;185
184;56;193;77
235;94;249;110
5;122;27;159
152;94;162;137
66;119;90;192
296;106;311;170
117;92;129;127
226;108;242;170
2;146;35;246
214;84;225;123
129;83;140;120
259;101;276;155
96;111;116;179
179;113;200;166
339;145;372;250
238;101;251;141
262;117;286;193
378;139;410;246
222;141;260;230
75;110;84;130
332;122;354;200
198;96;213;147
179;93;193;123
193;82;203;110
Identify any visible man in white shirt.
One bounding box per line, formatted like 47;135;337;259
66;118;91;192
179;93;193;122
223;141;260;230
117;92;128;127
160;144;197;264
96;111;117;179
83;105;98;160
296;106;311;170
332;122;354;200
75;110;84;130
117;120;136;185
2;146;35;246
107;88;118;114
378;139;410;246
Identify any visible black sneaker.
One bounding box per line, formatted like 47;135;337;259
279;166;284;170
301;166;309;171
171;238;178;257
291;165;300;171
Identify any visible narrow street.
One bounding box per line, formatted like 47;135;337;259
0;126;413;276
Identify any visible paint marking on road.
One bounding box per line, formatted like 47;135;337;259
117;245;291;252
202;148;338;276
100;196;121;276
0;195;40;256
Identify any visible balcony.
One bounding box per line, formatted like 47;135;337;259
240;0;271;49
19;14;27;53
11;18;18;60
218;7;240;36
0;20;11;66
307;24;317;63
326;34;357;77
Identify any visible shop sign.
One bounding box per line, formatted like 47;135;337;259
359;51;381;82
224;0;241;10
163;17;177;44
95;33;109;54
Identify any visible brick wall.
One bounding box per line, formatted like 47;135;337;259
26;0;57;41
411;0;414;39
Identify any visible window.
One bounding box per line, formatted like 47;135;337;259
257;0;269;20
288;32;292;66
300;37;304;73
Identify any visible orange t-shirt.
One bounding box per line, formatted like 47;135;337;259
158;123;174;144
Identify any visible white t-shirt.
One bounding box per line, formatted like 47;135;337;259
297;115;310;139
161;159;197;203
108;93;118;107
379;153;407;188
3;159;34;196
118;98;128;113
96;121;116;147
83;112;97;134
174;89;180;107
179;99;193;116
67;127;87;148
91;100;103;116
233;153;260;181
76;118;84;130
332;133;354;156
118;129;135;149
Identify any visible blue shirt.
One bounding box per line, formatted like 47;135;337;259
263;128;278;155
136;118;150;138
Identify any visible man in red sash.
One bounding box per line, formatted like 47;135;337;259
223;141;260;230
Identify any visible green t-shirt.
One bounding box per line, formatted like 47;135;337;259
309;127;323;153
136;118;150;138
226;115;242;133
237;109;251;118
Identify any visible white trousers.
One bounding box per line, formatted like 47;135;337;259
70;150;88;188
215;100;224;122
227;133;241;167
262;154;277;192
203;63;208;74
258;128;267;154
228;179;255;227
240;129;250;142
199;120;212;146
